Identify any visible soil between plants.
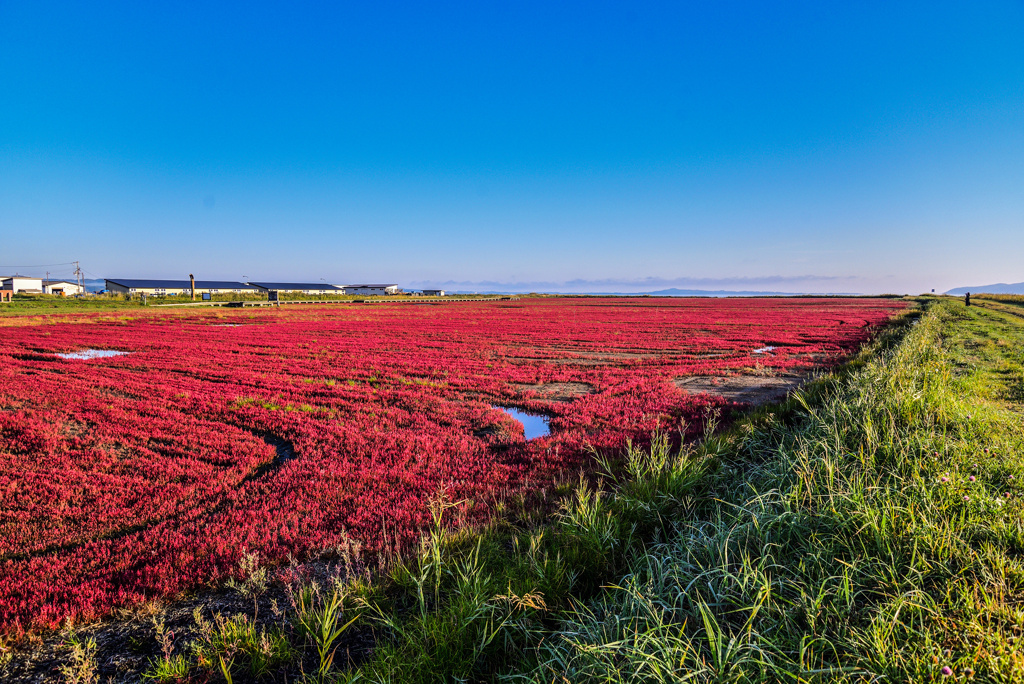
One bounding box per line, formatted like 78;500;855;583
0;558;375;684
674;373;808;406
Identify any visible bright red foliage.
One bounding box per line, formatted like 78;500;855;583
0;297;904;632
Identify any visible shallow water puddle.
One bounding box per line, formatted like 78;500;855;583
56;349;130;360
494;406;551;439
752;346;776;354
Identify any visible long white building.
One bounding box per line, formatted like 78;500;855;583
337;284;400;295
248;282;343;295
105;279;258;296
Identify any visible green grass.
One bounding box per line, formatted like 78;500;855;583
976;293;1024;309
0;292;511;317
0;294;141;316
64;296;1024;681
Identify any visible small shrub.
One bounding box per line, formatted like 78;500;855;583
226;551;270;600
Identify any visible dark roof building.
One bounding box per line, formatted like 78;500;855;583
105;279;257;293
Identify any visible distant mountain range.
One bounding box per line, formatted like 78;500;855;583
946;282;1024;295
643;288;859;296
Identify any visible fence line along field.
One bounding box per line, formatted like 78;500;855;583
0;297;904;634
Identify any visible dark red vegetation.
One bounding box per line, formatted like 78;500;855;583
0;297;904;633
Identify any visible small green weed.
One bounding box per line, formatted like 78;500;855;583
193;609;293;680
58;632;100;684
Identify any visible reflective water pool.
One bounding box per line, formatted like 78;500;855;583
57;349;130;360
494;406;551;439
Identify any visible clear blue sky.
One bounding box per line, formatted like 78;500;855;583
2;1;1022;293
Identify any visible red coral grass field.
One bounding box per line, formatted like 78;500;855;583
0;297;904;634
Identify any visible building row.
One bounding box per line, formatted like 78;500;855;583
103;279;403;296
0;275;444;299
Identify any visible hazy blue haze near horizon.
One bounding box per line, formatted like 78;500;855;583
2;1;1023;294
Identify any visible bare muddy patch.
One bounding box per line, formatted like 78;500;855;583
512;382;594;401
674;374;807;406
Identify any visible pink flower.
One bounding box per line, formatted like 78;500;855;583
940;477;949;483
963;495;969;501
941;666;953;676
969;476;976;482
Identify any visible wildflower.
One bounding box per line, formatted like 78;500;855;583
940;477;949;483
963;496;969;501
984;448;989;454
941;666;953;676
969;476;976;482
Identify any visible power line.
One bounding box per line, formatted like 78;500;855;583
0;262;77;270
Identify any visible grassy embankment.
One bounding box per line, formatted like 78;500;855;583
15;296;1024;682
319;296;1024;683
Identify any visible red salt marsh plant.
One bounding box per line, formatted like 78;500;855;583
0;297;904;633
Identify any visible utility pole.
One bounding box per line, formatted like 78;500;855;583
190;273;196;301
46;271;50;294
72;261;84;294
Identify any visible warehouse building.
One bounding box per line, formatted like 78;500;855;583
247;282;343;295
420;289;446;296
338;284;400;295
105;279;258;296
43;279;85;296
1;275;44;293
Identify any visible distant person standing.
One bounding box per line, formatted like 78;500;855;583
965;292;971;307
